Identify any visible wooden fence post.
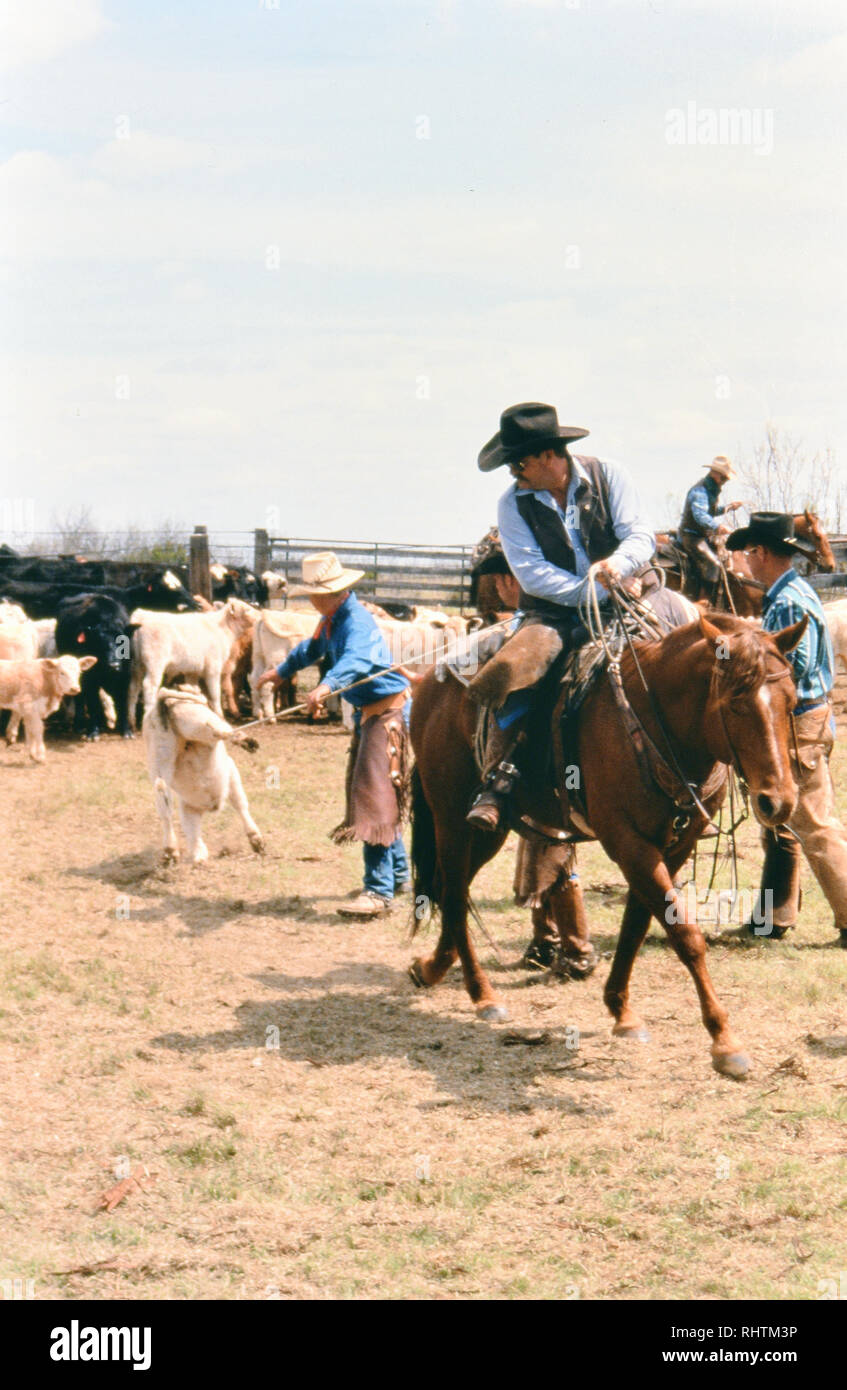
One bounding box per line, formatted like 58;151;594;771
190;525;211;602
254;528;270;577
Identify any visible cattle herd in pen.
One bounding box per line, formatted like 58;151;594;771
1;544;845;825
0;546;488;859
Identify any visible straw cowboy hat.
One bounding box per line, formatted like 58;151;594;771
478;402;589;473
709;454;735;480
288;551;365;596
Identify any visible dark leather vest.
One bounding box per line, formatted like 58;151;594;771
680;476;719;536
514;456;619;616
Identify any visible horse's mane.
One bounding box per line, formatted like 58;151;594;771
641;613;776;701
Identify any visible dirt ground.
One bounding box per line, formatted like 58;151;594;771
1;673;846;1301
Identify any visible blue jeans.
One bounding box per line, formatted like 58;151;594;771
363;836;409;900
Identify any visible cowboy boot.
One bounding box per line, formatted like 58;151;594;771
747;827;802;939
466;720;526;833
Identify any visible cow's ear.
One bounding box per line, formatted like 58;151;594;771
79;655;98;671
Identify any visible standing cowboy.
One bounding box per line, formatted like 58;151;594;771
258;552;411;919
678;455;743;601
726;513;847;946
466;401;654;830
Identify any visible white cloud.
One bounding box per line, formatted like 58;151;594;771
0;0;107;73
167;406;241;437
755;29;847;87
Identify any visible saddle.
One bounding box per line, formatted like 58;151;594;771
468;632;606;846
656;532;694;590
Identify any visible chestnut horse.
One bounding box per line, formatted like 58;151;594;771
656;510;835;616
409;612;806;1080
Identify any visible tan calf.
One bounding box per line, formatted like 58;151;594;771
0;655;96;762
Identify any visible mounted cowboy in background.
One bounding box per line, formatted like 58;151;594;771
674;454;742;602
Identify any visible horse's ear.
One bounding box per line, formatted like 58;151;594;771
773;613;808;654
804;507;813;524
698;613;723;648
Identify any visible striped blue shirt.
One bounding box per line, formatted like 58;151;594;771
275;592;409;708
761;568;834;711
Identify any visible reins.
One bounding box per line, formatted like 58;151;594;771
578;575;724;838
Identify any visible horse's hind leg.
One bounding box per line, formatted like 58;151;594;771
411;827;508;1021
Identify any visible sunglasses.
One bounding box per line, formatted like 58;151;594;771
508;458;528;477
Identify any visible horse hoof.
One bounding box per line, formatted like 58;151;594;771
712;1050;750;1081
612;1023;650;1042
408;960;428;989
476;1003;509;1023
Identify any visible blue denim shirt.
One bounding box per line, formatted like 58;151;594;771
275;592;409;708
761;568;834;711
682;475;726;535
497;455;655;608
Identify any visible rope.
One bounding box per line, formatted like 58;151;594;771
221;615;519;739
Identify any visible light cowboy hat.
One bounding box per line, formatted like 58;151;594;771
709;454;735;480
288;551;365;596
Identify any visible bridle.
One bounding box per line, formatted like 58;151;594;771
709;647;795;785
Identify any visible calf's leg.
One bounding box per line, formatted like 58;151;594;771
224;760;264;854
178;801;209;865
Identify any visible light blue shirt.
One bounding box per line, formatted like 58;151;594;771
497;455;655;608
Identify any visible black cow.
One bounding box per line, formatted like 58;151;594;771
210;564;264;605
55;595;136;739
0;571;199;620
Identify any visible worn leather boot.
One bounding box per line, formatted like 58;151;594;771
746;827;802;939
466;721;525;833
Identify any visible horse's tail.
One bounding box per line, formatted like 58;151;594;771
410;764;440;937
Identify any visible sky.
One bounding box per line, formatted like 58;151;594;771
1;0;845;548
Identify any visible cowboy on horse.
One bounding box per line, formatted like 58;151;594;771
677;454;743;602
465;401;655;832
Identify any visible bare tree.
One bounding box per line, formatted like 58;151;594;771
736;424;844;531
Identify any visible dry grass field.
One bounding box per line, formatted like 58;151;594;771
1;673;846;1302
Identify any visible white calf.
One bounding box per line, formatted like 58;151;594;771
825;598;847;673
0;655;96;761
130;597;256;728
250;609;319;717
142;686;264;865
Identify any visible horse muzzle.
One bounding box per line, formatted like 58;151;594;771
753;788;798;829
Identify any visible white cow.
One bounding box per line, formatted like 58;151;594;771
261;571;288;602
0;601;30;625
129;598;256;728
825;598;847;673
250;609;320;717
0;620;40;744
142;686;264;865
0;654;96;761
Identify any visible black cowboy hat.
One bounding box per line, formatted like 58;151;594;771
726;511;816;559
478;402;589;473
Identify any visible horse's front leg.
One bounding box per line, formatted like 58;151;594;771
610;836;749;1080
604;888;653;1041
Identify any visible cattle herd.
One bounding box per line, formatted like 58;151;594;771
0;546;489;856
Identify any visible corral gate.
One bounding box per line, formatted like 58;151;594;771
264;536;475;611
